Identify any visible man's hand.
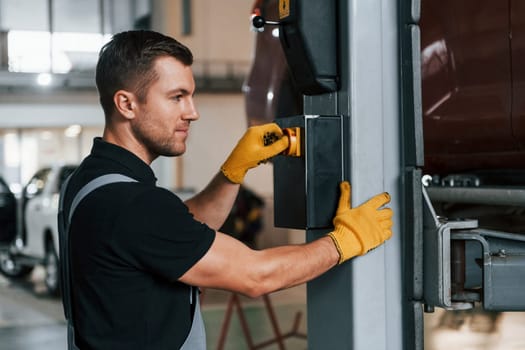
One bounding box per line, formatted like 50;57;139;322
328;181;393;264
221;123;289;184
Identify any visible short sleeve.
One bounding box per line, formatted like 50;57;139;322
115;187;215;280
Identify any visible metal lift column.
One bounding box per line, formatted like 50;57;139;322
304;1;403;349
268;0;420;348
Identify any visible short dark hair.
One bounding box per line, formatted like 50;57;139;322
95;30;193;117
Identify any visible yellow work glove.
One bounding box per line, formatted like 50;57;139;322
221;123;289;184
328;181;393;264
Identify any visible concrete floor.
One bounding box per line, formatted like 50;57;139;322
2;267;525;349
424;307;525;350
0;267;308;350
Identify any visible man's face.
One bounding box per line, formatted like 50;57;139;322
131;56;198;159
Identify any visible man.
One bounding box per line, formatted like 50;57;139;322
60;30;393;349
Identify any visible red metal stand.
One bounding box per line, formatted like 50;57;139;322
204;292;307;350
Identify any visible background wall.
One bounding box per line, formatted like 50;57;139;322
153;0;255;63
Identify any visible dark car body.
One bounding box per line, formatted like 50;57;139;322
0;176;17;245
420;0;525;177
246;0;525;176
244;0;303;125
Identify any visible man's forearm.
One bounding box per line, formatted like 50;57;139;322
179;233;340;298
251;236;340;295
184;172;239;230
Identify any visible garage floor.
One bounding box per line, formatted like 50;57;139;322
0;267;308;350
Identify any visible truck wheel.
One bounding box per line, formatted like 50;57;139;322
0;251;33;278
44;241;60;296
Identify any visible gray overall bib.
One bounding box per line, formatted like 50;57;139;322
180;287;207;349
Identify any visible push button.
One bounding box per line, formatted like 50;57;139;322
283;127;301;157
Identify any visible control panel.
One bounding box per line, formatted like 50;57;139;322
252;0;338;95
273;115;346;229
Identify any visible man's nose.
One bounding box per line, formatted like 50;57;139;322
184;99;199;121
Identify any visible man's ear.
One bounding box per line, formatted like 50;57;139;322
114;90;137;120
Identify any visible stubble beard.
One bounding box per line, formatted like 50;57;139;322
132;113;186;159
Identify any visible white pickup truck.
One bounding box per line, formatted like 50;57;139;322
0;164;77;295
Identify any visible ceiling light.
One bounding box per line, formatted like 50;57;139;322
37;73;52;86
65;124;82;138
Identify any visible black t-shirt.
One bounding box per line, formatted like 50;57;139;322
63;138;215;350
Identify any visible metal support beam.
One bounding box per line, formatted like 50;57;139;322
426;186;525;207
305;0;403;348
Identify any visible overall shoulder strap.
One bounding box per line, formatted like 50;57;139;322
68;174;138;223
58;173;138;350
